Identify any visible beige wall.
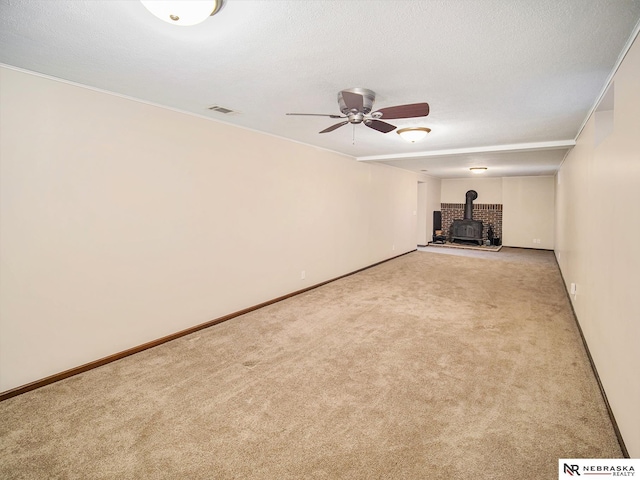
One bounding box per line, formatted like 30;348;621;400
441;176;554;249
0;67;420;392
555;36;640;456
441;177;502;204
417;182;428;245
502;176;555;249
417;176;442;245
425;176;442;239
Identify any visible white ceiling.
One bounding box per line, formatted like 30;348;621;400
1;0;639;178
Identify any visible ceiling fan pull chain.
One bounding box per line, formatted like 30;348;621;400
352;124;356;145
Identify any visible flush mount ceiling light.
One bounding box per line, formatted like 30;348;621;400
141;0;223;26
396;127;431;143
470;167;488;174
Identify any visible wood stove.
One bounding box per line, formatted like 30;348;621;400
451;190;483;245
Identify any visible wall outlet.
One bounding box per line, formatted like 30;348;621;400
301;270;306;280
570;283;577;295
533;238;541;244
392;244;396;251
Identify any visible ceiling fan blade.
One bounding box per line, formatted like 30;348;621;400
375;102;430;119
341;91;364;112
286;113;345;118
364;119;397;133
320;121;349;133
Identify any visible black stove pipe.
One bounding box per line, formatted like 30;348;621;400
464;190;478;220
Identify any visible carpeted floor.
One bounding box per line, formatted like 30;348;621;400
0;248;622;479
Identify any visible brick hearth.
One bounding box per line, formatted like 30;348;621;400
440;203;503;243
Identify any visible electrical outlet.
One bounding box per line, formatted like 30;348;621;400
301;270;306;280
392;244;396;251
570;283;577;295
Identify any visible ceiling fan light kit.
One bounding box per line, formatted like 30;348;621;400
140;0;223;26
397;127;431;143
287;88;430;136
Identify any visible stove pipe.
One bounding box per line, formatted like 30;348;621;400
464;190;478;220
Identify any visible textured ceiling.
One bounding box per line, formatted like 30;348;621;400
1;0;639;178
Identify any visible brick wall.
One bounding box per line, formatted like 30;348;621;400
440;203;503;243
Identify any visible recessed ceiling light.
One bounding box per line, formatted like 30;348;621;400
470;167;488;174
397;127;431;143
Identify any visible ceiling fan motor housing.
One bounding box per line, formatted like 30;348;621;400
338;88;375;121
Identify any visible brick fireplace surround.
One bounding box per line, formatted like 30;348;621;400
440;203;503;243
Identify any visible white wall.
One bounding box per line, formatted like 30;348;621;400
0;67;420;392
555;35;640;456
502;176;555;249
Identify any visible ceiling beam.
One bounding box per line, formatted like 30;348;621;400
356;140;576;162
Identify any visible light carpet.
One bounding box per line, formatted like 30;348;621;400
0;248;621;479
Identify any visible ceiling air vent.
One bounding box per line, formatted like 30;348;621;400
207;105;237;115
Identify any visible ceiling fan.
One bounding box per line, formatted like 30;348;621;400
286;88;429;134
